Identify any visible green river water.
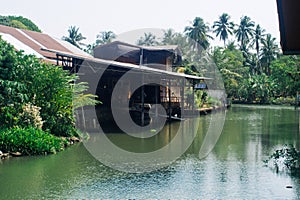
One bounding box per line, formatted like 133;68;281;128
0;105;299;199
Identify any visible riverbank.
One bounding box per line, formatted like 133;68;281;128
199;104;230;115
0;136;81;159
0;127;81;159
232;96;299;106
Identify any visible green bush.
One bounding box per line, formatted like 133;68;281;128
0;37;76;136
271;97;296;105
0;127;64;155
207;96;222;107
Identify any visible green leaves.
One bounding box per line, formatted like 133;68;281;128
212;13;234;46
0;127;64;155
184;17;213;50
72;81;100;109
0;37;78;136
62;26;86;49
0;15;41;32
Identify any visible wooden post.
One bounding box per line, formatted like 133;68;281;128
141;85;145;126
155;85;158;117
140;49;145;126
56;55;59;66
168;79;171;121
81;107;86;131
192;79;195;114
181;78;185;117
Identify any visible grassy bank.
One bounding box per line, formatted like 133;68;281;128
0;127;65;156
0;127;82;157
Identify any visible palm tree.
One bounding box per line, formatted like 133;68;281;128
226;40;237;51
84;43;95;55
62;26;86;49
96;31;116;45
235;16;255;49
184;17;213;50
137;32;159;46
212;13;234;46
247;53;259;75
162;29;177;45
260;34;279;75
240;42;254;67
251;24;265;57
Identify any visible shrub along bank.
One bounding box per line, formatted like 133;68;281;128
0;37;98;156
0;127;64;155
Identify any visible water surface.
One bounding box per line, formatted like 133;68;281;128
0;105;299;199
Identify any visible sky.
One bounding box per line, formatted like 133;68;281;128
1;0;281;46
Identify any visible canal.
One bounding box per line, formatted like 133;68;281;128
0;105;299;199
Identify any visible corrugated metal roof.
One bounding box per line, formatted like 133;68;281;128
53;38;92;57
0;33;44;58
0;24;90;59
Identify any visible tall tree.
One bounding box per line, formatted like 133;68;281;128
162;29;177;45
62;26;86;49
260;34;279;75
137;32;159;46
251;24;265;57
184;17;213;50
96;31;116;45
212;13;234;46
235;16;255;49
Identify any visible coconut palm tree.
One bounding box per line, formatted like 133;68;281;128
137;32;159;46
162;29;177;45
184;17;213;50
251;24;265;57
260;34;279;75
96;31;116;45
212;13;234;46
62;26;86;49
226;40;237;51
235;16;255;49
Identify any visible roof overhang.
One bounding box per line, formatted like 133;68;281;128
42;48;211;81
276;0;300;54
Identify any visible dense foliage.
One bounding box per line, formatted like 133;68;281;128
0;15;41;32
0;37;76;136
0;127;64;155
212;47;300;104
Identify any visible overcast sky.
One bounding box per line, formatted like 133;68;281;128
1;0;280;46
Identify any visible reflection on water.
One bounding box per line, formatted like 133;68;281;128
0;105;299;199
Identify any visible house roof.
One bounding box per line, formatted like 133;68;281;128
0;24;91;59
93;41;180;53
43;48;210;81
93;41;182;65
0;25;209;81
276;0;300;54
